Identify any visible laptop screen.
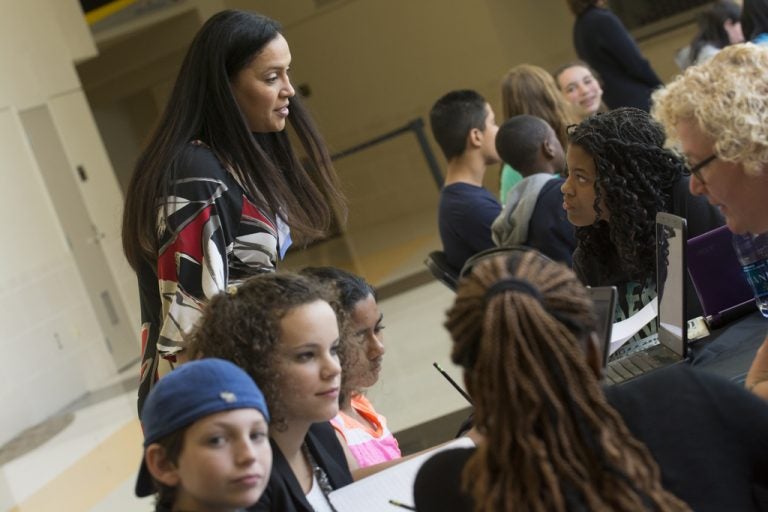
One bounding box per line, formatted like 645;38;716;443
588;286;617;366
656;213;687;356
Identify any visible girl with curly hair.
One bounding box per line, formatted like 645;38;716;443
188;273;351;512
414;248;768;512
299;267;401;470
562;108;722;352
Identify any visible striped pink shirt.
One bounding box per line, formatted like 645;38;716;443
330;395;401;468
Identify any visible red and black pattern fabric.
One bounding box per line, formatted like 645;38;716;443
136;142;280;412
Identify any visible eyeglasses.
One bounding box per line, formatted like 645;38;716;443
686;154;717;184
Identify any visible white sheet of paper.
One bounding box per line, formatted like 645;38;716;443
328;436;475;511
609;297;658;356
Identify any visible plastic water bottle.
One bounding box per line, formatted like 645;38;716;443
732;232;768;317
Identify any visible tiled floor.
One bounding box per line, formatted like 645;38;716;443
0;223;470;511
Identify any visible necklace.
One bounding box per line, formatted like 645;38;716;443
301;442;339;512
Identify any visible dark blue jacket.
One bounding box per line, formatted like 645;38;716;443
573;6;662;111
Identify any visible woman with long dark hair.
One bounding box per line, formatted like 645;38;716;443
414;249;768;512
121;10;346;412
562;108;721;352
676;0;743;69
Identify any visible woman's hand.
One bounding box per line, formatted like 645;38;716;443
746;334;768;400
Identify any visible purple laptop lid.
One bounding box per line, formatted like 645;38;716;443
687;225;755;326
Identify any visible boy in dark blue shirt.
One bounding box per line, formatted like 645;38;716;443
430;90;501;274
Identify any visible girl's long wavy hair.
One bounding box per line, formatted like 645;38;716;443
447;250;690;512
568;108;684;279
501;64;580;149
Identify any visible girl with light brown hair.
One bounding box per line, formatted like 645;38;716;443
498;64;579;201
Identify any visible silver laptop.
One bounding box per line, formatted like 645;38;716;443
604;212;688;385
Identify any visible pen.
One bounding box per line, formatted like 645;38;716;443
388;499;417;510
433;362;473;404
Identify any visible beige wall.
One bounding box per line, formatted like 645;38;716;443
0;0;138;448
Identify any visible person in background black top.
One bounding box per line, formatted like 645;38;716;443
413;249;768;512
414;249;691;512
562;108;722;353
121;10;346;414
566;0;662;111
189;273;352;512
431;90;501;275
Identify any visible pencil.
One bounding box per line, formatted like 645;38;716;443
433;362;473;404
388;499;417;510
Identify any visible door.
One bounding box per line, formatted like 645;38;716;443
19;105;138;370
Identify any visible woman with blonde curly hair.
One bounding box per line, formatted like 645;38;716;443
652;43;768;400
413;248;768;512
498;64;579;201
652;43;768;236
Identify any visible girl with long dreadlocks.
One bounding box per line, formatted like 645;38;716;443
562;108;722;354
413;249;768;512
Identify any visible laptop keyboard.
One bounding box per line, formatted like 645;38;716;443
604;343;681;385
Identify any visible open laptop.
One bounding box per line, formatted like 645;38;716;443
687;225;756;328
588;286;617;365
603;212;688;385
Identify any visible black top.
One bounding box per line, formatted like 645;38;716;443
250;422;353;512
414;366;768;511
606;366;768;511
573;6;662;111
438;182;501;274
526;178;576;265
136;143;279;414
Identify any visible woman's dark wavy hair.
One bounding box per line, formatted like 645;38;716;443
300;266;377;404
187;272;341;430
742;0;768;40
447;250;690;511
567;108;684;280
122;9;346;271
689;0;741;63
